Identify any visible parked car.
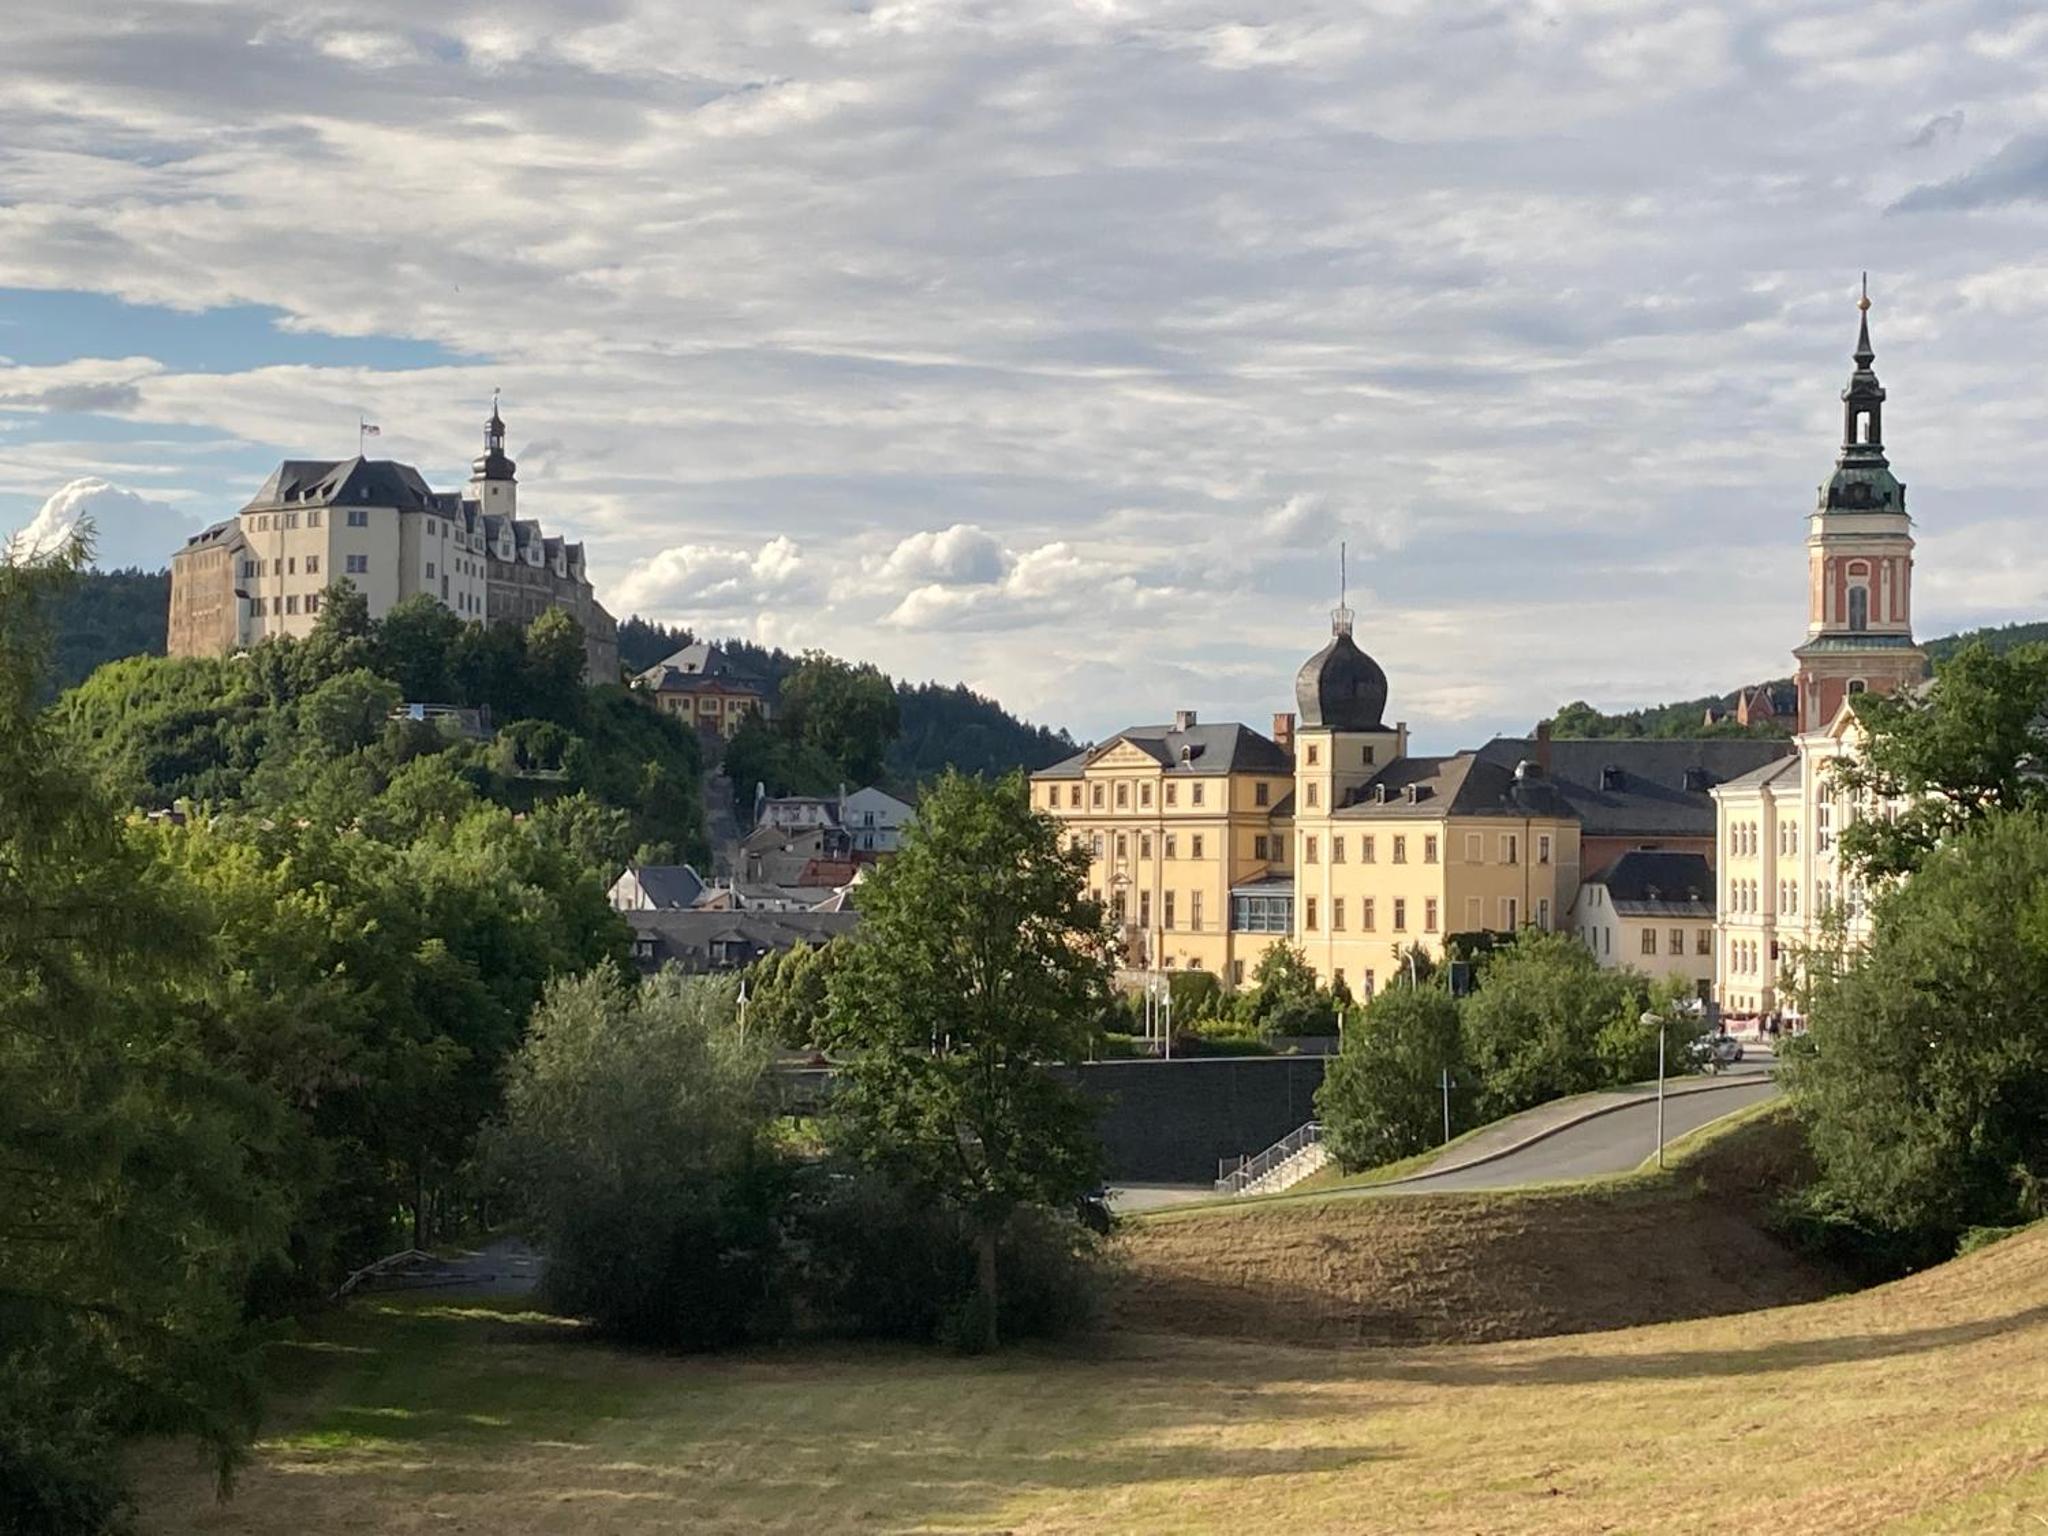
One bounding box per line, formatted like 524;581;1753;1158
1693;1033;1744;1070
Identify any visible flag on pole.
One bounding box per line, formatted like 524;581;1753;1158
360;422;381;437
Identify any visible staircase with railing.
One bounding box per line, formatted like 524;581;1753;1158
1214;1121;1328;1196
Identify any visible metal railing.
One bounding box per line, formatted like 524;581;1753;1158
1215;1121;1324;1195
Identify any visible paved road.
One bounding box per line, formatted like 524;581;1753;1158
1386;1075;1780;1193
1108;1063;1781;1213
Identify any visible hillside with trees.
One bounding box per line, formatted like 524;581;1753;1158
620;613;1077;790
1544;618;2048;739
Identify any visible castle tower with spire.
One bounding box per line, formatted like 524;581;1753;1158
1791;279;1927;730
469;391;518;518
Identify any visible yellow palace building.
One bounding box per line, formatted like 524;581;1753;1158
1034;600;1588;997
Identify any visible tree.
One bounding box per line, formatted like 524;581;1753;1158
1457;930;1650;1120
300;667;402;756
1238;943;1334;1037
1316;985;1468;1170
822;770;1111;1350
743;939;847;1048
374;594;463;701
523;607;588;721
1786;810;2048;1260
489;969;783;1347
780;652;900;786
1834;640;2048;882
1;536;292;1528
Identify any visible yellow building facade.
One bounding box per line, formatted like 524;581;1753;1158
1033;711;1293;977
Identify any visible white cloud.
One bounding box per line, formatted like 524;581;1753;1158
4;0;2048;748
875;523;1008;586
10;477;200;569
612;534;814;619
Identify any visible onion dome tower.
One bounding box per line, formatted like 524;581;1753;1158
469;390;518;516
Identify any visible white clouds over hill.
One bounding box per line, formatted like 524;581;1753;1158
7;2;2048;740
11;478;198;570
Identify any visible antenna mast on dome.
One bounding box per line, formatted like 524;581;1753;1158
1332;539;1354;637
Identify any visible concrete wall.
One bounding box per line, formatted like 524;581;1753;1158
1056;1055;1329;1184
776;1052;1330;1186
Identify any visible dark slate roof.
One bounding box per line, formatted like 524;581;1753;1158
1476;738;1795;839
1295;627;1389;730
240;457;437;513
1591;850;1715;918
624;909;859;973
1333;753;1574;821
625;863;705;909
1035;721;1293;779
182;518;243;549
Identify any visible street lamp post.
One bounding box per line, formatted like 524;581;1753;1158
1642;1009;1667;1169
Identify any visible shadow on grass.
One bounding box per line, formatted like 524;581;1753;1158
212;1290;1400;1535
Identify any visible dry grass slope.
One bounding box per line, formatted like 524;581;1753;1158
1112;1107;1841;1346
132;1223;2048;1534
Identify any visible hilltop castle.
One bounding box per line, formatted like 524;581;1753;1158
168;404;618;681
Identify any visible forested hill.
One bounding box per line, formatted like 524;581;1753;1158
39;567;170;698
1544;619;2048;739
35;577;1075;787
617;615;1076;785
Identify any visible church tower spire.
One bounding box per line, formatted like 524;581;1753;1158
469;389;518;516
1791;280;1926;730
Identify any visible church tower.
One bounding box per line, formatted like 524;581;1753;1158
1791;281;1926;731
469;393;518;517
1292;594;1406;821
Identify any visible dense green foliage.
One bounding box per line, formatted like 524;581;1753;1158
1317;987;1468;1169
1834;640;2048;883
822;771;1113;1349
739;938;850;1048
3;555;632;1528
1;542;293;1533
40;567;170;701
1786;812;2048;1270
489;970;786;1349
494;946;1102;1353
622;614;1073;792
55;589;708;866
1315;932;1704;1171
1547;695;1789;740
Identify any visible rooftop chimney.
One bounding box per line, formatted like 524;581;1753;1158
1272;711;1295;756
1535;718;1553;775
1174;709;1198;732
1601;764;1625;792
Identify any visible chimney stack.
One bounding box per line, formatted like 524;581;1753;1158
1272;711;1295;755
1174;709;1198;732
1535;718;1553;775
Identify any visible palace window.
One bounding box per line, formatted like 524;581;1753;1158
345;554;368;574
1362;836;1376;863
1164;892;1176;930
1393;898;1407;932
1166;835;1179;859
1230;894;1291;932
1697;929;1712;955
1070;785;1081;807
1252;835;1266;859
1192;783;1205;806
1501;834;1519;865
1191;891;1204;930
1140;783;1153;808
1306;744;1320;766
1091;834;1103;858
1307;783;1320;808
1116;782;1129;809
1305;897;1319;932
1333;898;1346;931
1138;892;1151;928
1642;928;1658;956
1501;897;1519;929
1331;836;1346;864
1305;836;1319;864
1423;835;1438;864
1538;834;1552;865
1092;784;1105;808
1669;927;1684;956
1115;834;1127;859
1392;835;1407;864
1255;781;1269;807
306;555;319;575
1164;783;1177;806
1191;835;1204;858
1362;897;1376;931
1140;834;1152;860
347;509;368;527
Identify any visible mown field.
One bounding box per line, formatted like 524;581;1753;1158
134;1216;2048;1533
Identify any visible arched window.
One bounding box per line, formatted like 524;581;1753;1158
1847;585;1869;631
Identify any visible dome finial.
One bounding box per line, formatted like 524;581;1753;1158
1853;275;1875;370
1331;539;1354;636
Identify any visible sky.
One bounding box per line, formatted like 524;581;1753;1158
4;2;2048;753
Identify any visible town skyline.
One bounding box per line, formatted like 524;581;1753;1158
7;3;2048;752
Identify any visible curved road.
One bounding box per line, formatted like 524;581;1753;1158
1112;1060;1781;1213
1381;1075;1779;1194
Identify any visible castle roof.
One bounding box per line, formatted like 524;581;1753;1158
241;457;437;514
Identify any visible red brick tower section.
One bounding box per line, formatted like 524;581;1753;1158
1792;280;1928;731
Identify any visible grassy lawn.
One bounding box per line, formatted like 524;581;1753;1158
133;1220;2048;1534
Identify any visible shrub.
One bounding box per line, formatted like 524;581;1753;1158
792;1167;1103;1347
1317;985;1467;1170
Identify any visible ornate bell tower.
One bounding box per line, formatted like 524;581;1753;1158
469;390;518;517
1791;279;1926;730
